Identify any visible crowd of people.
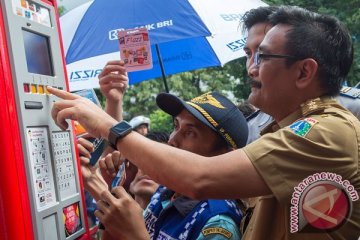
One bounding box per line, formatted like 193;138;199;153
49;4;359;240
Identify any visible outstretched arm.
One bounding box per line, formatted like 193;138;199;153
48;87;270;199
98;60;129;158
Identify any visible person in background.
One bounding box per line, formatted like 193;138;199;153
48;5;360;239
337;85;360;119
128;132;168;209
117;117;153;192
129;115;151;136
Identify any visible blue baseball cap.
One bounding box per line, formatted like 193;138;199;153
156;91;248;148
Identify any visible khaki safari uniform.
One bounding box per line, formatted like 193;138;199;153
242;97;360;240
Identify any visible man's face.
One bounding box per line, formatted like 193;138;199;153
244;22;271;109
168;109;227;156
129;168;159;198
244;22;271;72
134;124;149;136
245;23;298;117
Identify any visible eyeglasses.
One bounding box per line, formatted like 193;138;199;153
254;51;299;67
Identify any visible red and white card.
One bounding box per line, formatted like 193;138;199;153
118;27;153;72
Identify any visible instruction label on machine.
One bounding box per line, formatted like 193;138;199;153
26;127;56;210
52;131;78;199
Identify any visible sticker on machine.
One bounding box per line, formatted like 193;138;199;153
63;202;82;237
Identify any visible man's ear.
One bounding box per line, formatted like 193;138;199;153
295;58;318;89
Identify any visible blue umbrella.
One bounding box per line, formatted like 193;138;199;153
60;0;267;91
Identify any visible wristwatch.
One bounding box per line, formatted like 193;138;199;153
108;121;133;149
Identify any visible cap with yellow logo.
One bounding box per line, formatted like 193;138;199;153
156;92;248;149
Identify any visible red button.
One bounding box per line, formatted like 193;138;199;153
23;83;30;93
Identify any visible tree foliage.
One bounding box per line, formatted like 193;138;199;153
149;110;173;134
57;6;66;16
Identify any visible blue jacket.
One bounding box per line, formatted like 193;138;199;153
144;187;242;240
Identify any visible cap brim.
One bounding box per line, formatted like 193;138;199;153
156;93;217;132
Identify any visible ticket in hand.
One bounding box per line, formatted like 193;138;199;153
111;162;126;189
88;138;106;166
99;162;127;230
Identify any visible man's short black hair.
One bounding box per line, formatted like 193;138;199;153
269;6;353;96
242;6;279;31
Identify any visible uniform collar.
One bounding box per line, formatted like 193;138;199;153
261;96;334;134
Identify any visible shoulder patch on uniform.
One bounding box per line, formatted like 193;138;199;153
289;117;318;137
340;86;360;99
202;227;232;238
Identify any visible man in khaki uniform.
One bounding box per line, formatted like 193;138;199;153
48;5;359;239
241;6;360;239
242;97;360;239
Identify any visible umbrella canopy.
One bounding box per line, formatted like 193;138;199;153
60;0;267;91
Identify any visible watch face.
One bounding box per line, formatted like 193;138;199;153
109;121;132;148
113;121;132;132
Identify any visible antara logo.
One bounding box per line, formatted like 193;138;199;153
69;69;102;82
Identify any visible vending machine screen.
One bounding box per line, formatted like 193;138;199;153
22;29;54;76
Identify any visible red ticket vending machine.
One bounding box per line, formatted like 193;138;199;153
0;0;91;239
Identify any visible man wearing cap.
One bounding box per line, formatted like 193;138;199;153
78;89;248;239
136;91;247;240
